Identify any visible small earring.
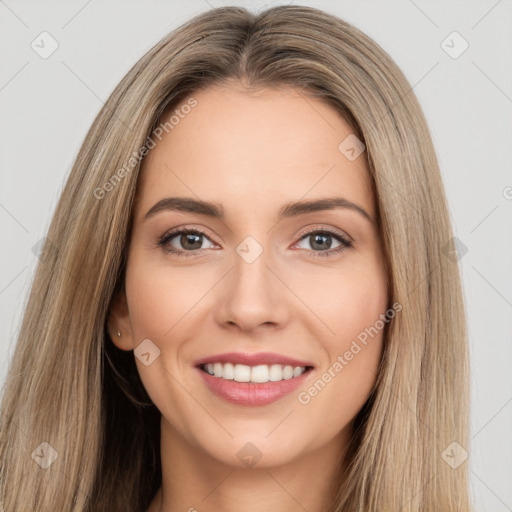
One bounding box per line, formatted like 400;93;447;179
117;329;121;337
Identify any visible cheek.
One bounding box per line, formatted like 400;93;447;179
124;257;209;341
289;252;388;347
123;256;202;414
326;261;388;381
293;259;387;422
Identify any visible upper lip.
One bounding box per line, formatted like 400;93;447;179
194;351;314;368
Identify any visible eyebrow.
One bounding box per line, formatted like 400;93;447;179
144;196;374;224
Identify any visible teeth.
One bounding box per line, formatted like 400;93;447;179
213;363;223;377
223;362;234;380
234;364;251;382
202;363;307;383
251;364;269;383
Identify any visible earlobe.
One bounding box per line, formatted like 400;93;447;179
107;290;134;351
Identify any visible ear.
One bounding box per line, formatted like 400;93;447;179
107;288;135;351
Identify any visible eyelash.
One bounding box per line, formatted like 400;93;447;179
157;226;353;259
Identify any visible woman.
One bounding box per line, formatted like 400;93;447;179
0;5;471;511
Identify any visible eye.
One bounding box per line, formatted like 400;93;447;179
158;228;216;257
157;226;353;259
293;227;353;258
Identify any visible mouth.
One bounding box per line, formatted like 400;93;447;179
199;362;313;383
194;352;315;406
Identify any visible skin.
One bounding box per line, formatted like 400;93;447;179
108;82;389;512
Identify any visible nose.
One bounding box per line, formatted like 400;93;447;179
214;242;290;334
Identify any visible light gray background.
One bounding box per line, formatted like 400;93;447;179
1;1;511;510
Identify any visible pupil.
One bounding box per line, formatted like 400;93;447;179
182;233;202;250
311;233;330;250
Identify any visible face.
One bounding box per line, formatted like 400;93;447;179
109;83;389;469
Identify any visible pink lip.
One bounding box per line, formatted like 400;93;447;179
194;351;314;368
196;366;313;406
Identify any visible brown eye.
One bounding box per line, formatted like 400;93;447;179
158;229;215;257
175;232;203;251
294;229;352;258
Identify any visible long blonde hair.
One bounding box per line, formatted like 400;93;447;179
0;5;470;511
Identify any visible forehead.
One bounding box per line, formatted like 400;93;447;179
134;84;374;221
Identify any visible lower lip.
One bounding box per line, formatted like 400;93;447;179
196;367;312;406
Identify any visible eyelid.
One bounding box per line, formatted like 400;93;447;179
159;225;219;244
294;224;353;244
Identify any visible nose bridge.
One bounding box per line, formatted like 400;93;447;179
215;235;288;331
234;236;273;293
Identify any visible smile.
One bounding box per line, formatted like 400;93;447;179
194;352;314;406
200;362;310;383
